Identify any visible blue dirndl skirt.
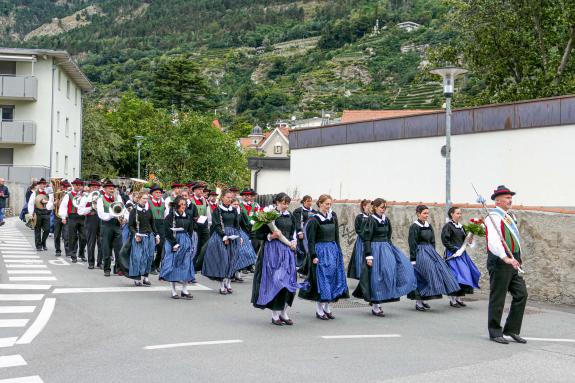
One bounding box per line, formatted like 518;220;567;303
121;224;130;245
129;234;156;278
256;239;298;306
348;237;364;280
234;229;257;272
202;227;240;280
369;242;417;302
446;249;481;290
316;242;349;302
159;231;197;282
412;244;460;298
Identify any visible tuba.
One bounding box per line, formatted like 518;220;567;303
130;178;147;193
51;178;64;218
34;193;49;209
110;190;127;224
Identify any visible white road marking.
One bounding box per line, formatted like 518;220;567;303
53;285;212;294
0;284;50;290
6;265;48;268
321;334;402;340
7;270;52;275
16;298;56;345
0;377;44;383
0;306;36;314
521;337;575;343
0;248;35;251
1;251;38;254
2;255;40;259
0;337;18;348
144;339;243;350
0;355;27;368
0;294;44;301
3;260;44;264
9;277;56;281
0;320;29;328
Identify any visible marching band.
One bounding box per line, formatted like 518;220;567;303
21;178;527;343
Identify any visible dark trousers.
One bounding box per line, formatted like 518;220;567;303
193;226;210;265
101;221;122;273
66;214;86;260
85;214;102;267
152;219;166;270
487;255;528;338
53;217;69;254
34;212;50;248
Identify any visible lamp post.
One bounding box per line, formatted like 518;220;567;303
430;66;468;216
134;135;144;179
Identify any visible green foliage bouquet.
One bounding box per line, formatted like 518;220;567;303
463;218;486;237
251;206;293;248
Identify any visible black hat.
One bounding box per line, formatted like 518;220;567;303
88;179;101;187
171;182;183;189
250;188;258;196
229;186;239;193
61;179;71;188
191;182;205;191
71;178;84;186
240;188;253;196
102;179;116;188
38;178;47;184
490;185;516;200
208;190;218;197
149;184;163;193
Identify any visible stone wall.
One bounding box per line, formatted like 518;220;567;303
2;181;29;217
299;203;575;305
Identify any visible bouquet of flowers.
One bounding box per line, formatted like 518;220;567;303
463;218;486;237
251;206;293;247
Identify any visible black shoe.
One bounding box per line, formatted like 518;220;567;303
55;251;61;257
79;257;87;262
491;336;509;344
271;318;284;326
171;294;180;299
280;317;294;325
88;265;94;270
456;300;467;307
315;313;329;320
372;309;386;317
180;292;193;300
142;279;151;286
36;247;42;251
104;271;110;277
504;333;527;344
134;280;143;287
449;302;460;308
42;246;48;251
72;258;78;263
416;304;426;312
325;312;335;320
422;302;431;309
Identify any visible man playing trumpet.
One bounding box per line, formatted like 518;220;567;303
27;178;54;251
58;178;87;263
97;180;128;277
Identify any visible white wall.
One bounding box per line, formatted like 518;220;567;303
290;124;575;207
11;58;82;179
252;168;292;196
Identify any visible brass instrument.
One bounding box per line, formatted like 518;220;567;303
34;193;49;209
130;178;147;192
51;178;65;218
87;191;100;211
110;190;127;224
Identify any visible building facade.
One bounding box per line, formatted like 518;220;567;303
0;48;92;184
288;95;575;207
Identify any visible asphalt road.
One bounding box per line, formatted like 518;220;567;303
0;217;574;383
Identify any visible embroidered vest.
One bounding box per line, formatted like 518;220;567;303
102;194;115;213
193;196;207;216
150;199;165;220
67;192;78;214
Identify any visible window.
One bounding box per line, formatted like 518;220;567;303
58;70;61;91
65;117;69;137
64;155;69;175
274;142;283;154
55;152;59;173
66;80;70;99
73;132;77;147
0;61;16;75
56;111;60;132
0;105;14;121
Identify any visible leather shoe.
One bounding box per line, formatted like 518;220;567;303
456;300;467;307
104;271;110;277
490;336;509;344
180;292;193;300
316;313;329;320
422;302;431;309
325;312;335;320
449;302;460;308
72;258;78;263
280;317;294;325
415;304;426;312
88;265;94;270
372;310;385;317
504;333;527;344
271;318;284;326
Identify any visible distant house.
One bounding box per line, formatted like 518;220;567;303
397;21;421;32
341;109;439;123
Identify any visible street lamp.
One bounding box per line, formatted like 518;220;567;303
134;135;144;179
430;66;468;215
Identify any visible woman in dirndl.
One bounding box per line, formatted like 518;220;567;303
441;206;481;308
160;196;197;300
126;192;159;287
201;189;242;295
292;195;316;271
353;198;416;316
232;198;257;282
347;199;371;280
298;194;349;320
408;205;460;311
251;193;299;326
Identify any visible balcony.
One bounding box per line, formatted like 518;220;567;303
0;75;37;101
0;120;36;144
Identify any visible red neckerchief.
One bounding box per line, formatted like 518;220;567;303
209;201;217;211
151;198;162;207
103;194;115;203
193;195;203;205
37;190;46;195
242;201;252;215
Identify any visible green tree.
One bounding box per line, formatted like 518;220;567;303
151;55;218;112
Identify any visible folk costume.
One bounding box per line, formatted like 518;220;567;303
190;183;210;268
234;203;257;278
485;186;527;344
148;185;166;273
251;208;298;325
160;209;197;299
201;203;242;294
239;188;262;254
53;181;70;257
441;220;481;305
96;181;127;276
407;220;460;309
79;181;102;269
58;179;87;262
298;210;349;319
347;213;370;280
353;214;416;315
292;205;316;269
27;178;54;251
126;204;159;285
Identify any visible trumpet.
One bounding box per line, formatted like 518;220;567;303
109;201;127;224
87;191;100;210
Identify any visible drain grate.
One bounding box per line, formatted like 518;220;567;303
332;299;371;309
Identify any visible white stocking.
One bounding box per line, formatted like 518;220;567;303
280;305;290;320
220;281;226;290
315;302;325;316
450;296;457;304
170;282;177;295
181;282;189;294
224;278;232;289
372;304;382;312
322;302;331;314
271;311;280;321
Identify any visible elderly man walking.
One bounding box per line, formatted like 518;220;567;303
0;178;9;226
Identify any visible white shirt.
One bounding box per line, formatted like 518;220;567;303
58;191;82;219
27;190;54;215
484;206;510;260
96;194;128;222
